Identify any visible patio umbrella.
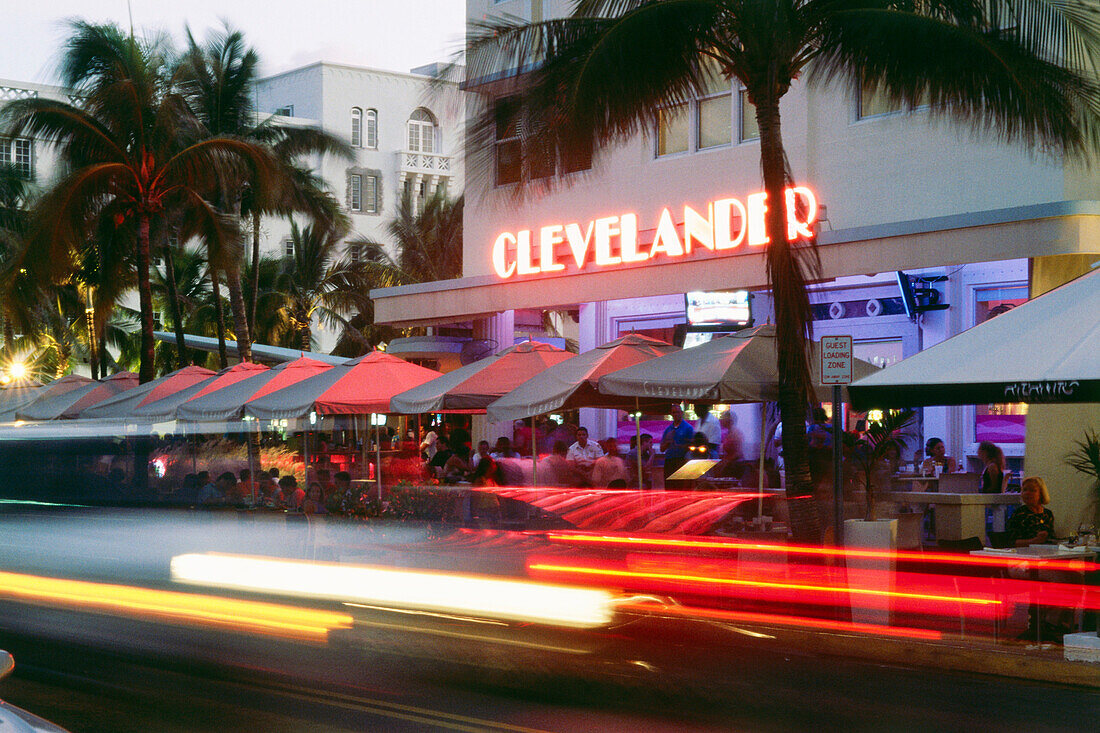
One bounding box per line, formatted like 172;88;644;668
244;351;442;498
849;267;1100;409
486;334;678;423
597;325;879;403
78;366;218;420
130;362;270;421
176;356;333;422
18;372;139;420
390;341;574;414
245;351;442;419
1;374;88;421
598;325;879;515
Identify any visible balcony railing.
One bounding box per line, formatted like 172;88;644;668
398;150;451;175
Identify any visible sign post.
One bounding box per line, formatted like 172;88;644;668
820;335;854;546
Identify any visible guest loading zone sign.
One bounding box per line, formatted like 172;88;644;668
489;186;818;279
821;335;854;385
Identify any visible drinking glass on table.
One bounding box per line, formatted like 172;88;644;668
1079;523;1097;548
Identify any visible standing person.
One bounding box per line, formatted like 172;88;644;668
420;425;440;461
661;404;694;488
719;411;745;463
625;434;655;489
567;427;604;485
696;403;722;458
978;440;1007;493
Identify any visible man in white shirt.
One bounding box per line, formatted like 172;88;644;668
419;428;439;460
696;403;722;459
567;427;604;484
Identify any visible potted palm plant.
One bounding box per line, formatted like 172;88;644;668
1066;428;1100;532
846;409;917;522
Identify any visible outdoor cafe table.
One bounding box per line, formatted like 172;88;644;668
886;491;1019;541
970;545;1098;644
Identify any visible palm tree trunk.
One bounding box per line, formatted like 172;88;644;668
249;209;261;342
94;303;109;377
755;93;822;545
162;230;188;369
136;212;157;384
225;264;253;362
210;267;228;369
299;315;311;352
3;319;13;352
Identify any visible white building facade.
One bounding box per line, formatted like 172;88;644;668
370;1;1100;530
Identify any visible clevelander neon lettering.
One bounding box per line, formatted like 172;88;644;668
491;187;817;279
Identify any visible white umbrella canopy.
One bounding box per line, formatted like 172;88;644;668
850;267;1100;409
175;356;333;422
486;333;678;423
598;325;879;403
17;372;138;420
390;341;574;414
0;375;82;421
77;366;217;420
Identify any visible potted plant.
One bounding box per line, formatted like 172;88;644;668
845;409;917;521
1066;428;1100;531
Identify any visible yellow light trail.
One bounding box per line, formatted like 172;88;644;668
0;570;353;643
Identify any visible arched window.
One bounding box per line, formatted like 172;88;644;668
407;108;437;153
350;108;363;147
365;109;378;148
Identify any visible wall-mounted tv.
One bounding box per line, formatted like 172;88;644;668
685;290;752;327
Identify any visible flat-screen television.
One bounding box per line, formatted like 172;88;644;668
682;331;715;349
896;271;918;319
685;290;752;326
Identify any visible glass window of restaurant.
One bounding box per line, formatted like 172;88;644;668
973;285;1029;452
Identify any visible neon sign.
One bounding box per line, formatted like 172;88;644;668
491;187;817;279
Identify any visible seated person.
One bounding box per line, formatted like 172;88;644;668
1007;476;1055;547
920;437;958;475
303;482;328;515
492;436;518;459
624;434;655;489
978;440;1006;494
566;427;604;484
428;436;455;477
279;476;305;511
538;440;580;487
591;438;629;488
442;445;472;483
470;440;502;486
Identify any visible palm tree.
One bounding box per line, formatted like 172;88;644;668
462;0;1100;543
176;23;354;361
0;162;38;350
275;219;372;351
1;21;274;383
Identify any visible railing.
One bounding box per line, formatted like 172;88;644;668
398;150;451;175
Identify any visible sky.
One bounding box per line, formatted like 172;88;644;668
1;1;467;84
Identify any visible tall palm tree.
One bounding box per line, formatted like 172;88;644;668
343;188;464;351
276;219;372;351
176;23;354;361
1;21;275;383
462;0;1100;543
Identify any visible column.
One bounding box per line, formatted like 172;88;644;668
578;301;614;439
472;311;516;446
1025;255;1100;535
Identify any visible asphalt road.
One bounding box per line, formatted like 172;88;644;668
2;619;1098;733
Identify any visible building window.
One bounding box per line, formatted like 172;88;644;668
153;312;163;331
858;85;904;119
364;175;378;213
494;99;522;185
974;286;1029;444
1;138;33;177
739;88;759;142
284;240;294;259
348;243;361;263
365;109;378;148
274;104;294;117
656;103;689;156
407;108;437;153
350;174;362;211
697;85;732;150
351;108;363;147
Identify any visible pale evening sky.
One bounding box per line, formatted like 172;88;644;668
1;1;467;84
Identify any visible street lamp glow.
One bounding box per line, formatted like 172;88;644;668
8;363;25;380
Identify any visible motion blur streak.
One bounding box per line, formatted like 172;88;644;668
544;532;1100;573
527;560;1003;613
617;602;945;641
0;570;353;642
171;553;617;629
